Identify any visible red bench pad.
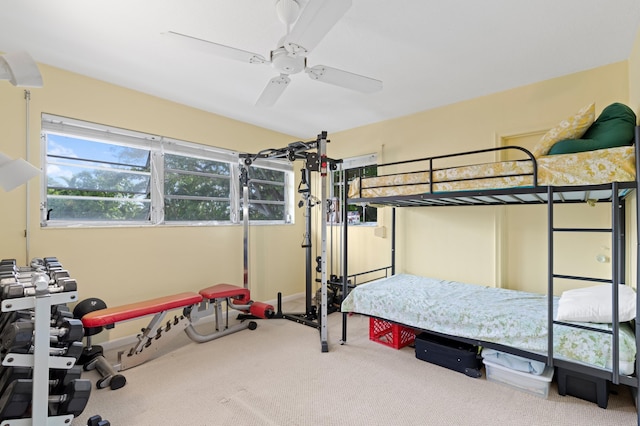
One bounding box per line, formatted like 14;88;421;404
81;292;203;327
200;284;250;301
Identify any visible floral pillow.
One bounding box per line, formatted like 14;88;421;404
531;103;595;158
547;103;636;155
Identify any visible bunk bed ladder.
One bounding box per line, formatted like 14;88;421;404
547;186;554;369
549;183;625;385
634;125;640;416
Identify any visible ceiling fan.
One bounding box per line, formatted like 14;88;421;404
164;0;382;107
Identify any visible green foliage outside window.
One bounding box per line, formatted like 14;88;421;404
164;154;231;221
332;165;377;224
43;123;292;225
46;136;151;221
243;167;287;221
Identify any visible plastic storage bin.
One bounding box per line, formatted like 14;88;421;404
483;359;554;398
556;367;609;408
369;317;415;349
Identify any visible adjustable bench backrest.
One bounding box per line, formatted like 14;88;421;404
81;292;203;328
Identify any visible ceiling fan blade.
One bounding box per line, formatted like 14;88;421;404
283;0;352;56
255;74;291;107
306;65;382;93
163;31;267;64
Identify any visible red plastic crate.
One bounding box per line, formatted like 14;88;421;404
369;317;415;349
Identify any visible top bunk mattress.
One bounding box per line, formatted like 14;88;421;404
341;273;636;375
348;146;636;199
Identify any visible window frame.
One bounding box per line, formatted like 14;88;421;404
331;153;378;226
239;157;295;225
40;114;294;227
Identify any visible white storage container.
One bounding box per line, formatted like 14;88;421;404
483;359;554;398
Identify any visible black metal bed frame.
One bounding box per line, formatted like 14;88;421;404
339;126;640;421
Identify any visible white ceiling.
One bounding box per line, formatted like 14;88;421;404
1;0;640;139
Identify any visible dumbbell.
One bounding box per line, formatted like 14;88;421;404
87;415;111;426
49;365;83;393
29;257;44;268
0;321;34;352
84;355;126;390
49;269;69;282
1;283;27;299
0;267;18;285
0;260;17;269
2;341;84;359
0;378;92;419
52;305;74;327
0;264;17;272
0;377;30;419
0;310;20;333
13;258;64;283
2;278;78;300
50;341;85;360
0;262;43;284
0;306;71;330
0;307;70;342
52;378;92;417
0;367;31;396
45;261;64;274
1;319;84;352
0;365;82;396
49;270;79;292
50;318;85;344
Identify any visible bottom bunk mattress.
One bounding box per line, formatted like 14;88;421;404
340;274;636;375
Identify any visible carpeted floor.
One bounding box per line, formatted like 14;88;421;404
73;298;638;426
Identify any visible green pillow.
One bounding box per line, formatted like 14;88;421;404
547;103;636;155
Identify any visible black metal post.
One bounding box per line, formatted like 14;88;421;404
611;182;620;384
341;166;349;344
304;168;314;317
547;186;554;367
392;208;396;275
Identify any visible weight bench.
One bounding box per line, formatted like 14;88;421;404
78;284;274;387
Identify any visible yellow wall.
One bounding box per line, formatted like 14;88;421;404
630;27;640;111
0;65;305;340
627;26;640;289
330;60;634;292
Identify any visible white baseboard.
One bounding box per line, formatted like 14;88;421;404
97;292;305;353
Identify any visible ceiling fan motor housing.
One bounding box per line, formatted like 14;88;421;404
271;47;306;74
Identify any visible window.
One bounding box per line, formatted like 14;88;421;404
45;134;152;222
331;154;377;225
41;114;294;227
244;164;289;221
163;154;231;222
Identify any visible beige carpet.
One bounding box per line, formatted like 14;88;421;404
73;299;638;426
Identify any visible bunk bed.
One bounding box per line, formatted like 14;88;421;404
339;104;640;419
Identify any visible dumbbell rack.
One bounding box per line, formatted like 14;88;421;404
1;273;78;426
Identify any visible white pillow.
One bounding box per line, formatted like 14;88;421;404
557;284;636;323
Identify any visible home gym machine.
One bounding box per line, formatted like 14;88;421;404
239;131;339;352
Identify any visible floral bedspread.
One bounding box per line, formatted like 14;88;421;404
341;274;636;375
348;146;636;198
